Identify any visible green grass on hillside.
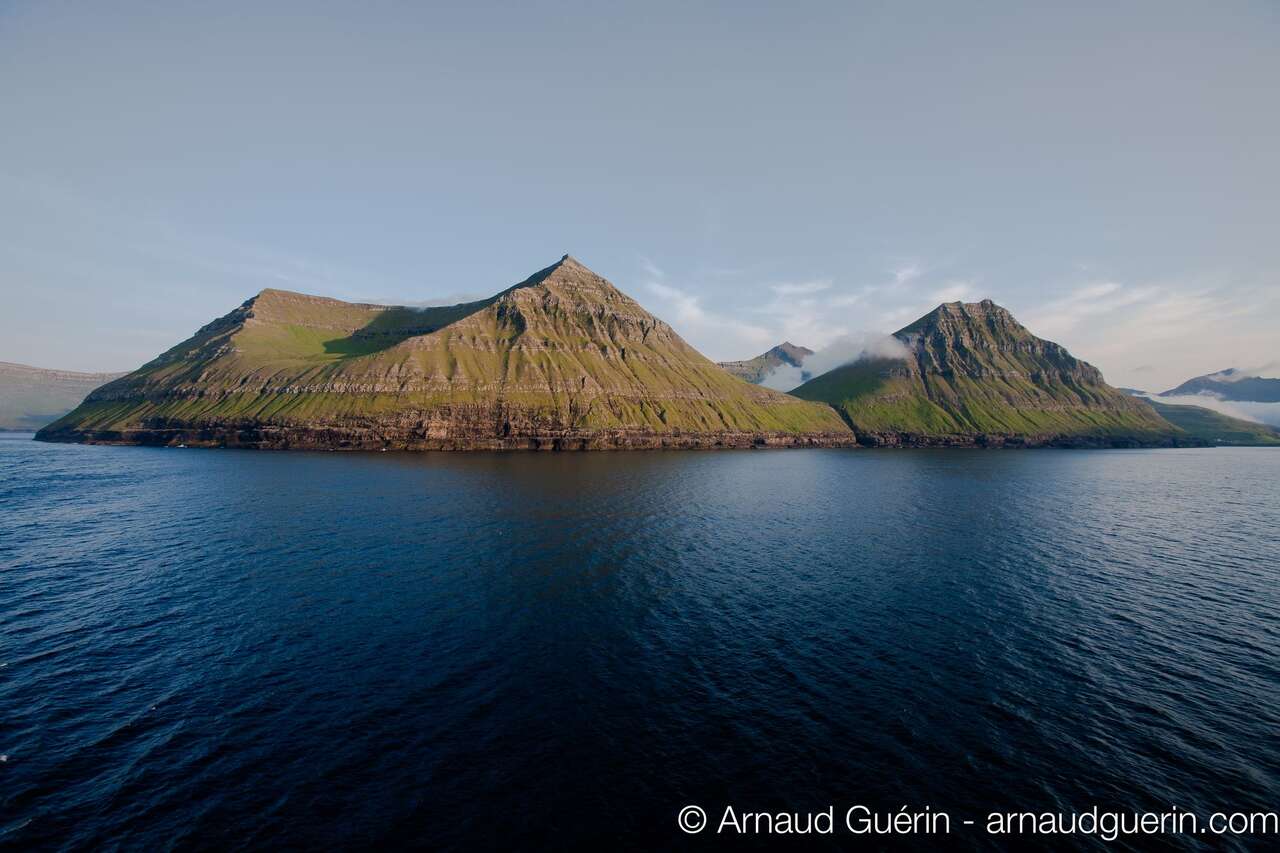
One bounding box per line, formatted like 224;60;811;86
1143;399;1280;446
790;357;1172;440
42;272;852;440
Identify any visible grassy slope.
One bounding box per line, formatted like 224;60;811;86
790;305;1175;442
44;260;848;438
1142;399;1280;446
791;362;1157;436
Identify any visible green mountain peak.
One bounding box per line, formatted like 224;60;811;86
37;257;851;450
791;299;1182;447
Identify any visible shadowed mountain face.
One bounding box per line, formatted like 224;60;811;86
37;257;852;450
1159;368;1280;403
718;342;813;384
790;300;1183;447
0;362;125;430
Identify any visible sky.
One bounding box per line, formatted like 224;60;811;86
1;0;1277;392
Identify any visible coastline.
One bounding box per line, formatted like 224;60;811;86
33;423;1208;451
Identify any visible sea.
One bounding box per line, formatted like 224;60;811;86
2;432;1278;850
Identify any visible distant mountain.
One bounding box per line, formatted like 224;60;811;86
1139;398;1280;446
718;342;813;384
38;256;851;450
790;299;1183;447
1159;368;1280;403
0;362;125;431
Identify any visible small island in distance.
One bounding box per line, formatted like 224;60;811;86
32;255;1277;451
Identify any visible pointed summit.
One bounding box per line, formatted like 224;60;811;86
543;253;609;284
791;299;1177;447
538;253;604;283
718;341;814;383
898;298;1023;341
542;253;593;279
483;254;652;332
38;257;851;449
770;342;814;365
506;253;611;294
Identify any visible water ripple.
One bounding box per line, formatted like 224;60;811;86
2;437;1278;850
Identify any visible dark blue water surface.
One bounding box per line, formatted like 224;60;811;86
3;434;1279;850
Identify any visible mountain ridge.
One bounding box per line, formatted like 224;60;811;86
39;257;853;450
0;362;126;431
790;299;1186;447
718;342;813;384
1159;368;1280;403
35;264;1232;451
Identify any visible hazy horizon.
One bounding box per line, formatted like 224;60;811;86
2;1;1276;390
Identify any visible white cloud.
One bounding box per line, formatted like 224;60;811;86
755;280;849;352
642;278;775;357
1139;392;1280;427
636;254;993;364
759;365;805;391
863;280;979;332
1021;280;1155;340
1019;276;1278;391
759;332;912;391
892;263;922;287
1208;362;1280;381
769;280;832;296
638;256;665;281
928;280;978;304
827;289;869;309
636;253;1278;397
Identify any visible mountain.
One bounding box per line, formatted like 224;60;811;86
37;256;852;450
1159;368;1280;403
1139;398;1280;446
790;299;1184;447
718;342;813;384
0;362;125;431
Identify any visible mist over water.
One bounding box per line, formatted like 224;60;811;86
2;435;1278;850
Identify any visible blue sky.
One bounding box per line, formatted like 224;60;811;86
1;0;1276;390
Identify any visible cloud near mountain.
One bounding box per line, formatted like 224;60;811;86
636;251;1278;398
38;256;852;450
760;333;911;392
1132;366;1280;426
1144;395;1280;427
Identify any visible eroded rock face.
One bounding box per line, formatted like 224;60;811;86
41;422;857;451
38;256;853;450
42;402;856;451
896;300;1105;386
790;299;1187;446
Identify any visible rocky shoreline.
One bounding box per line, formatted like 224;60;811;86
35;258;1207;454
33;422;860;451
851;430;1208;449
35;420;1202;451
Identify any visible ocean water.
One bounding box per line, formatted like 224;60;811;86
2;433;1278;850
